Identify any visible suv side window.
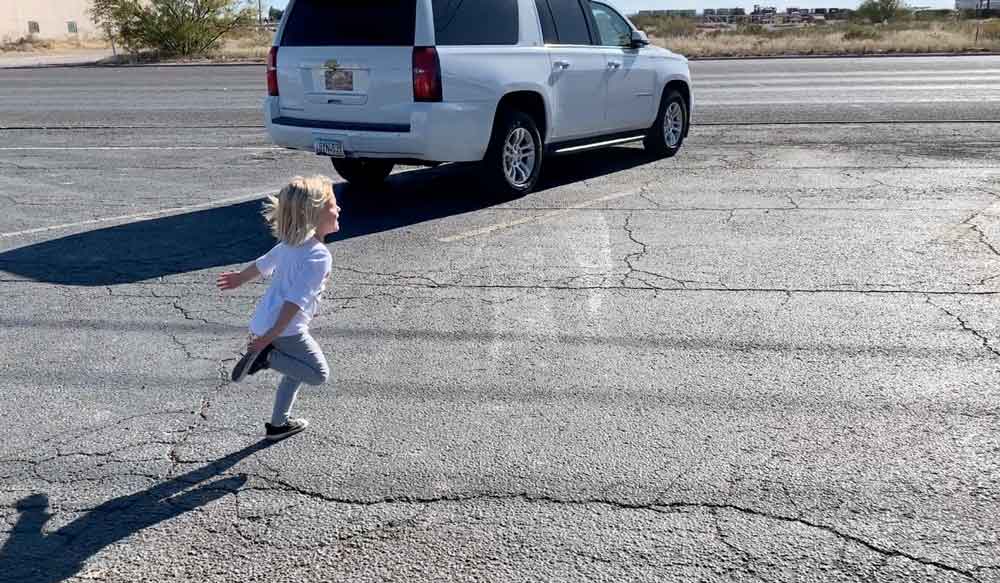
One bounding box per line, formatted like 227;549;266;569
432;0;519;45
545;0;593;45
590;2;632;47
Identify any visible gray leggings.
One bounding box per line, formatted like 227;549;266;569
268;332;329;426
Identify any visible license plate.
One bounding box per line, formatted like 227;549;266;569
314;139;344;158
325;69;353;91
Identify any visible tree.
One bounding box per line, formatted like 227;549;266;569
856;0;910;22
90;0;254;57
89;0;124;54
268;7;284;22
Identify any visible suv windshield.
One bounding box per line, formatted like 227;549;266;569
281;0;417;47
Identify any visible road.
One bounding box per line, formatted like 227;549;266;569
0;57;998;582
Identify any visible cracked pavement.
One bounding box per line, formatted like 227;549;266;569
1;58;999;582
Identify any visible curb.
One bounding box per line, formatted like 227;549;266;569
0;60;264;70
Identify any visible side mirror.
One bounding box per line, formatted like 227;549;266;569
630;30;650;48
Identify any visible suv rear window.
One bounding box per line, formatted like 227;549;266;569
281;0;416;47
432;0;519;45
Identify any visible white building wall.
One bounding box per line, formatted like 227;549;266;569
1;0;97;42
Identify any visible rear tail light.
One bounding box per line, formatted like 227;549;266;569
267;46;279;96
412;46;442;103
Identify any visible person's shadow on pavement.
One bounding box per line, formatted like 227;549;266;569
0;440;273;583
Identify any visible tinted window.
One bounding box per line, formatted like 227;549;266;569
282;0;416;47
547;0;592;45
591;2;631;46
433;0;518;45
535;0;558;44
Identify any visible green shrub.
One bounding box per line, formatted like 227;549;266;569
736;24;769;36
90;0;253;57
857;0;911;22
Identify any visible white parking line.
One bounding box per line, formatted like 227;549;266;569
698;97;999;106
0;190;274;240
696;71;1000;80
439;189;640;243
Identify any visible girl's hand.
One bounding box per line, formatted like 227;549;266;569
248;335;273;354
216;271;244;291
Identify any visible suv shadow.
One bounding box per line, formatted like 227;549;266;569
0;147;653;287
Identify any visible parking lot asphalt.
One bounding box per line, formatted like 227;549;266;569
1;57;999;582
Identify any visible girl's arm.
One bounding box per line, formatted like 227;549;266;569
249;301;301;351
216;264;262;291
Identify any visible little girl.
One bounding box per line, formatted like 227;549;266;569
216;175;339;441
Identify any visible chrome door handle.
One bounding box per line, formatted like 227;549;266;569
553;60;571;70
607;61;622;69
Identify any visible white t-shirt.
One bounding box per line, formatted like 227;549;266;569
249;239;332;337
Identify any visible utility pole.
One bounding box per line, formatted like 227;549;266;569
258;0;263;26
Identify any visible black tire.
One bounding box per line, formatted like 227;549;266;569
482;108;544;197
643;89;688;159
331;158;394;188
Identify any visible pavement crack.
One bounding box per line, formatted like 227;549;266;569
166;360;231;475
956;207;1000;258
171;300;211;325
970;223;1000;258
979;273;1000;286
235;482;981;580
777;290;793;311
925;296;1000;358
3;410;191;459
637;185;664;209
333;265;441;288
713;508;753;566
621;212;653;288
620;213;699;289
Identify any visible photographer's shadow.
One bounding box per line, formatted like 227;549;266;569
0;441;271;583
0;147;652;286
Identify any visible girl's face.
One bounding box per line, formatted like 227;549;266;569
316;197;340;237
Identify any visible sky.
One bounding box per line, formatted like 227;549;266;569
266;0;954;16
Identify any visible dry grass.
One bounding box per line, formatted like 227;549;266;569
1;36;54;52
206;27;272;60
32;20;997;62
1;35;109;53
652;20;1000;57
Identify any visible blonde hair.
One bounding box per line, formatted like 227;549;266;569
262;175;335;246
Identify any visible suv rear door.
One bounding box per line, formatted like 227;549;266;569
277;0;424;129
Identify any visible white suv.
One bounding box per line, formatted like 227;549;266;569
265;0;693;195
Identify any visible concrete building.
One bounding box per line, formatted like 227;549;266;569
1;0;97;42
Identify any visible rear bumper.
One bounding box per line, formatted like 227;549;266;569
263;97;493;163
